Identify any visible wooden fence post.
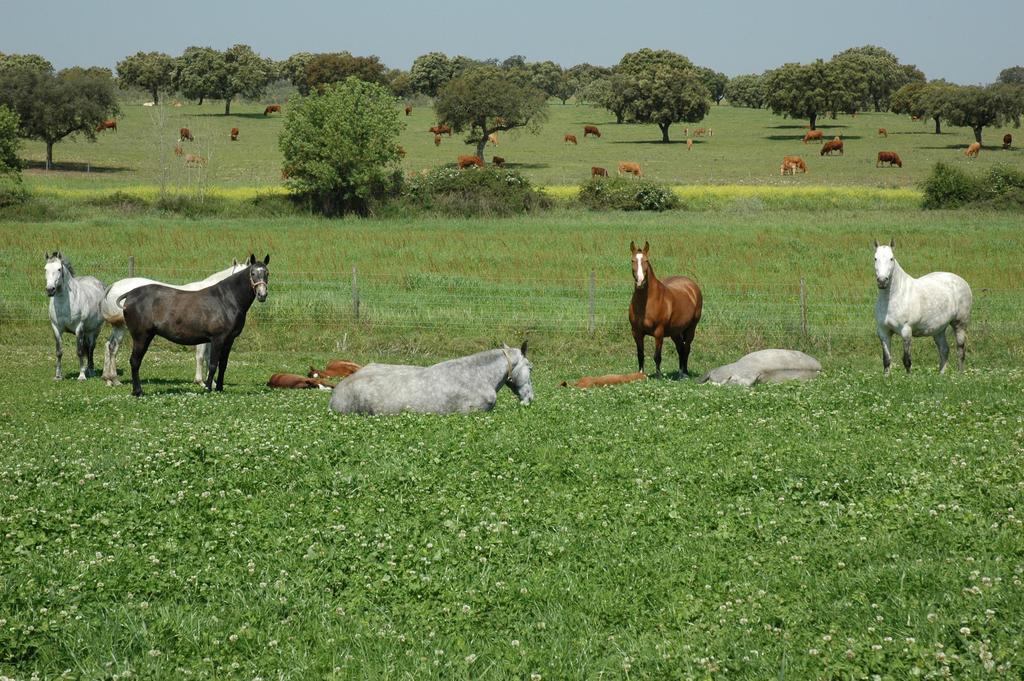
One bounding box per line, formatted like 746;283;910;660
588;270;596;336
800;277;808;340
352;266;360;320
128;255;135;278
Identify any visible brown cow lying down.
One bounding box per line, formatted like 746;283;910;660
876;151;902;167
308;360;362;379
802;130;824;143
267;373;335;390
492;156;505;167
457;155;484;169
560;371;647;389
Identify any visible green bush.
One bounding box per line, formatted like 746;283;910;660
922;162;1024;209
578;176;679;211
0;174;28;208
920;162;981;209
279;77;404;216
399;166;549;217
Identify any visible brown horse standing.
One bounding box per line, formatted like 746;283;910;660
628;241;702;377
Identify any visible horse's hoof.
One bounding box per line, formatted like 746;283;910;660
77;375;87;382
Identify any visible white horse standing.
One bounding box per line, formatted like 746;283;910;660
44;252;106;380
873;239;972;374
101;260;247;386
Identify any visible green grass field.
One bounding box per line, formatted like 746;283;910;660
2;209;1024;678
16;100;1024;192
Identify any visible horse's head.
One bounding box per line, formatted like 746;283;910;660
504;341;534;406
629;240;651;289
248;254;270;302
873;239;896;289
44;251;67;297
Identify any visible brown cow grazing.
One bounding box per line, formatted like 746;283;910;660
230;127;239;141
179;127;194;142
583;125;601;138
591;166;609;178
618;161;642;178
686;138;693;151
878;128;888;137
433;134;442;146
184;154;207;167
429;124;452;136
308;361;361;379
876;151;902;168
267;373;335;390
965;142;981;157
457;155;484;169
1003;133;1012;150
820;138;844;156
96;119;117;133
564;133;578;145
560;371;647;389
404;104;412;116
492;156;505;167
488;133;498;145
780;156;807;175
802;130;824;143
173;144;184;157
264;104;281;115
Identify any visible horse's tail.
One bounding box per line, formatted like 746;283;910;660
115;292;130;309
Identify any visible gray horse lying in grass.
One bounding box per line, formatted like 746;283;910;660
329;343;533;415
699;349;821;386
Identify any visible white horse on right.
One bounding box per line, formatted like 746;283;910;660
873;239;972;374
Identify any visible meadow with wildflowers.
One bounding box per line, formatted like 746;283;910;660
2;211;1023;678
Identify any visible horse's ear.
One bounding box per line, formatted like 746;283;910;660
642;241;649;254
629;240;636;253
263;254;270;265
520;340;528;357
872;239;879;249
232;258;239;267
889;238;895;248
248;254;256;265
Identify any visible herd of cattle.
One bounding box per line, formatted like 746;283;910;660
92;102;1015;181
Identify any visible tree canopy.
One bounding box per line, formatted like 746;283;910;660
174;46;222;105
611;49;711;141
279;77;403;216
0;62;119;166
695;67;728;105
763;60;834;129
410;52;454;97
434;66;549;161
940;84;1024;143
0;104;21;174
726;74;766;108
116;51;175;104
996;66;1024;86
891;80;955;134
206;44;276;115
304;52;389;93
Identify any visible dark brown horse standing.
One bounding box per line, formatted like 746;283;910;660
122;254;270;396
628;241;703;377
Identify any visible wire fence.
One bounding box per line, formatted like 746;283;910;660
2;257;1020;355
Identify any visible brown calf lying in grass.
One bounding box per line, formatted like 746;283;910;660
560;371;647;389
308;360;362;379
267;373;335;390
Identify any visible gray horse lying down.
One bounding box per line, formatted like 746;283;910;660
699;349;821;386
330;343;533;415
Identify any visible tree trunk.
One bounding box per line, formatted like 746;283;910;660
973;126;983;144
476;137;487;163
152;88;159;105
614;109;624;124
659;122;671;143
198;96;204;105
809;113;817;131
933;116;941;135
224;98;232;115
46;141;54;169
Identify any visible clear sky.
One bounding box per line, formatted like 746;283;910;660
2;0;1019;84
